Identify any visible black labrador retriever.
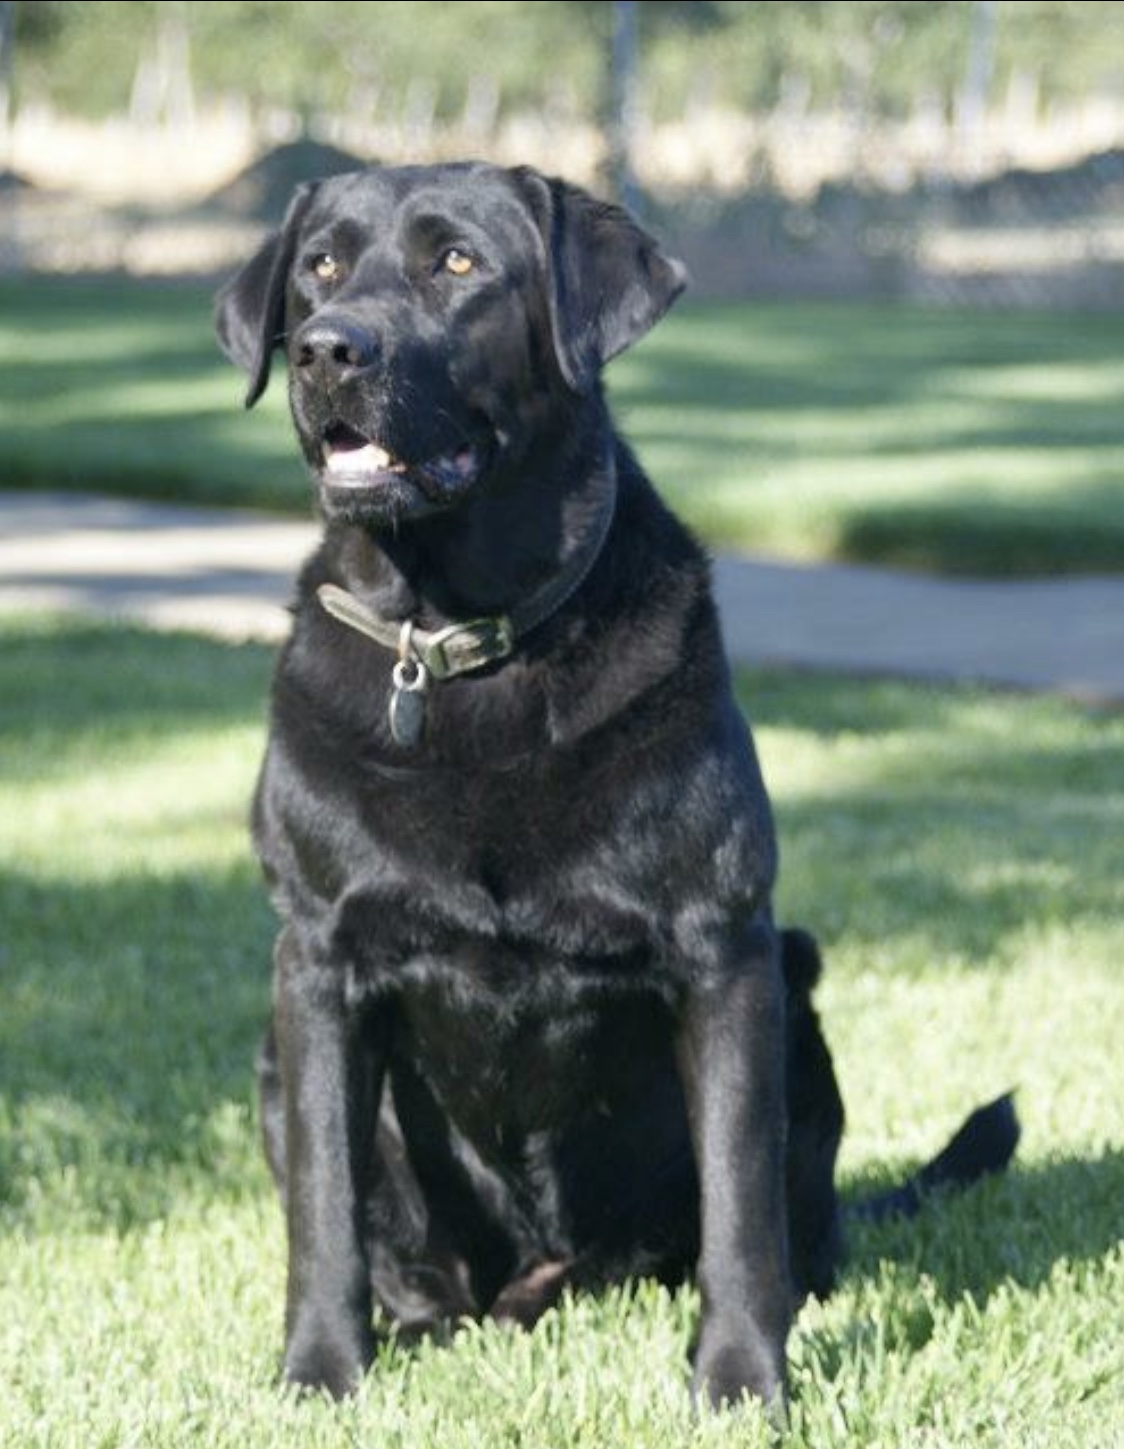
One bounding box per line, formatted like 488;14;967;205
215;161;1017;1410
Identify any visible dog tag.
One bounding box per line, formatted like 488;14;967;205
389;659;428;748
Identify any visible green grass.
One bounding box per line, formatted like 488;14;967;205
3;277;1124;574
1;614;1122;1447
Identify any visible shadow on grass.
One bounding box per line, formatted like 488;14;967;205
0;618;274;753
0;276;305;510
619;300;1124;416
833;495;1124;577
0;861;277;1230
0;620;279;1227
738;668;1124;961
0;411;306;513
786;1150;1124;1410
614;301;1124;573
739;668;980;737
829;1149;1124;1354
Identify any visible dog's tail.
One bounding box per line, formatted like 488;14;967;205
847;1091;1020;1225
779;926;1021;1232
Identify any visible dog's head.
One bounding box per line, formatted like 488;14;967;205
215;161;686;525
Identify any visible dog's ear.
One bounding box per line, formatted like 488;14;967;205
510;168;688;393
214;183;318;408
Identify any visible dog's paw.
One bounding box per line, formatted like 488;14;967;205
282;1322;374;1401
691;1333;787;1416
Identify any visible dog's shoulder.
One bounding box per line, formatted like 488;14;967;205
540;437;724;746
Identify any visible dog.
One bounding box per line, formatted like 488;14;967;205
215;161;1018;1410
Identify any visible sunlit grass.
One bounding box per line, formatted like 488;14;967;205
1;615;1122;1446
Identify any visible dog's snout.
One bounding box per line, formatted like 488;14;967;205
295;317;380;375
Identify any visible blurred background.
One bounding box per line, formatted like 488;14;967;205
2;17;1124;1444
2;0;1123;578
4;0;1124;306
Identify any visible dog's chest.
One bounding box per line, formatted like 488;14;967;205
334;833;667;996
329;786;680;1133
393;960;676;1143
324;744;675;977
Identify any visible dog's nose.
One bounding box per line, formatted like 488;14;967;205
294;317;380;374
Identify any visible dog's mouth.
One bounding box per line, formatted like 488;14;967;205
320;421;486;504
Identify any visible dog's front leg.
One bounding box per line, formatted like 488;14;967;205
274;930;385;1398
676;914;791;1411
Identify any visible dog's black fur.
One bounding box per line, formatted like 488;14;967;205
215;161;1018;1409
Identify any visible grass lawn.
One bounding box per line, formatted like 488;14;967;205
1;614;1122;1447
3;277;1124;575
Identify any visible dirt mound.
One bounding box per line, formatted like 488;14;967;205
0;169;38;194
203;139;369;222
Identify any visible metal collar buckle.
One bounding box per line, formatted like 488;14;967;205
418;615;516;680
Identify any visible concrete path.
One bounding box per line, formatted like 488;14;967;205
2;491;1123;704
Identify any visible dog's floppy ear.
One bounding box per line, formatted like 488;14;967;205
511;167;688;393
214;183;318;408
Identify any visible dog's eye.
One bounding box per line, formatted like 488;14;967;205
311;253;341;282
441;248;475;277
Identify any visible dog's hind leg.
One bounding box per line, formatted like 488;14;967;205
256;934;297;1203
780;927;846;1303
488;1260;572;1329
257;1016;287;1202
